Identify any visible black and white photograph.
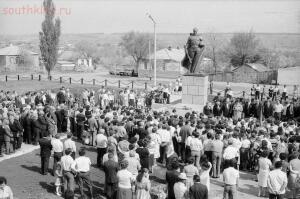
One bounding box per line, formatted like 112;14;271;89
0;0;300;198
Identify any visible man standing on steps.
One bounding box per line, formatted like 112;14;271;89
39;132;52;175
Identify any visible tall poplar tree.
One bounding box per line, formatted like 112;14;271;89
39;0;61;78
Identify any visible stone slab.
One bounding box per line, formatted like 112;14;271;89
187;85;199;95
192;95;206;105
182;94;193;104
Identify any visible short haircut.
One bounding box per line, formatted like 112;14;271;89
274;161;283;169
193;175;200;182
279;153;287;161
188;157;194;164
78;147;86;156
261;150;269;158
228;159;237;167
64;189;75;199
0;176;7;184
65;148;72;155
67;132;73;138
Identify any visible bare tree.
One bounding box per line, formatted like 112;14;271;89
227;31;260;67
119;31;151;71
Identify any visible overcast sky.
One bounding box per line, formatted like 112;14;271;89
0;0;299;34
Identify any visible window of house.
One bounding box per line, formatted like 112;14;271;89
144;62;147;70
10;57;16;64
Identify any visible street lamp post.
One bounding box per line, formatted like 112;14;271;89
147;13;157;87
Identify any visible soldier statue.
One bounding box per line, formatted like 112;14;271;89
181;27;205;73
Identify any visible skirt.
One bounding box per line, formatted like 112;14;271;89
117;187;132;199
258;169;269;187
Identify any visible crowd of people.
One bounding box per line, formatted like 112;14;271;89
0;83;300;199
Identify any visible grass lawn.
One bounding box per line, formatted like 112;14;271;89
0;80;104;94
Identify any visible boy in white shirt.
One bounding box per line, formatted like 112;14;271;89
223;159;239;199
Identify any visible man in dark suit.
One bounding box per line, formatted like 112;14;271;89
263;98;273;119
203;102;213;116
213;101;222;117
103;153;119;199
55;108;63;133
166;161;180;199
0;120;5;157
222;98;232;118
39;132;52;175
76;108;86;140
190;175;208;199
243;99;251;118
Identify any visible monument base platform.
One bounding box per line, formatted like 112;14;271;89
182;74;208;109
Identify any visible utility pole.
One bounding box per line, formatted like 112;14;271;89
147;13;157;87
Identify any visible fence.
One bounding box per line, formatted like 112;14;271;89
208;70;278;84
0;74;152;90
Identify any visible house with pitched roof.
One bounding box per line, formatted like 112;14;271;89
231;63;275;83
0;44;39;72
138;47;212;78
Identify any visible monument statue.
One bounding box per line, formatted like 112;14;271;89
181;27;205;74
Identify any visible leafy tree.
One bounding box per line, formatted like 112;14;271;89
119;31;151;71
74;40;97;59
39;0;61;78
227;31;260;66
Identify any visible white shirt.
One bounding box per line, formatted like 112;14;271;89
241;139;251;149
72;156;91;172
274;104;284;113
51;138;63;153
190;137;203;151
60;155;75;171
267;169;287;195
174;181;187;199
158;129;171;143
0;185;13;199
223;145;239;160
223;167;239;185
117;169;134;189
64;138;77;152
95;134;108;148
169;126;176;137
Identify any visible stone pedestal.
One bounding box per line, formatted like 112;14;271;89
181;74;208;111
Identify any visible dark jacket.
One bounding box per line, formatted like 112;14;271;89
203;105;213;116
189;182;208;199
9;119;23;137
39;137;52;157
55;109;63;133
166;169;180;199
37;116;48;136
263;102;273;118
243;102;251;118
0;125;5;141
103;159;119;183
222;103;232;118
213;104;222;117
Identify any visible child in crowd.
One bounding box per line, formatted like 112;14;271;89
54;161;63;196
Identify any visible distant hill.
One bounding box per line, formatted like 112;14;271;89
1;32;299;64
